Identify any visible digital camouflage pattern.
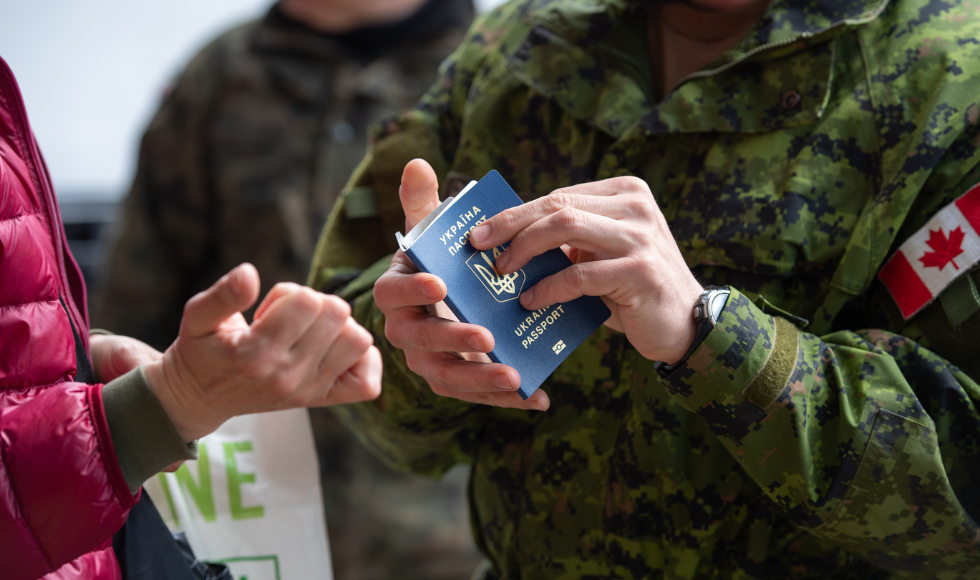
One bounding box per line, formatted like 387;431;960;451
310;0;980;577
95;4;485;580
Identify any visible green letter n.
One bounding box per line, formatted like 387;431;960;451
174;444;216;521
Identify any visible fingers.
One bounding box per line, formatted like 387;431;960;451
375;250;547;410
405;350;548;410
449;388;550;410
320;346;383;406
181;263;260;338
162;461;186;473
311;317;375;384
400;159;442;232
525;389;550;411
378;253;494;355
470;179;649;251
289;301;359;365
373;258;448;309
252;279;298;321
413;354;549;410
408;352;517;392
380;255;493;354
249;285;349;351
386;311;494;354
106;338;163;382
90;334;164;382
518;258;635;311
492;210;623;274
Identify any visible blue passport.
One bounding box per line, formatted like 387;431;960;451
396;170;610;399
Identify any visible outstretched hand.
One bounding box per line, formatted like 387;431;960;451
373;159;550;411
143;263;382;442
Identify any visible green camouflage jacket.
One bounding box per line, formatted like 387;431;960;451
310;0;980;577
94;4;485;580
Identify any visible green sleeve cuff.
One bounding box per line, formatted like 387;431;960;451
334;255;395;301
102;367;198;494
660;288;799;413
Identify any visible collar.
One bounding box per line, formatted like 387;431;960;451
251;6;350;61
504;0;889;137
246;1;472;104
252;0;474;62
737;0;890;55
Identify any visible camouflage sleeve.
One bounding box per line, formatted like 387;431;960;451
95;52;222;351
659;289;980;572
307;6;524;476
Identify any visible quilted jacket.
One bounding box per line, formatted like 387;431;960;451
0;56;134;580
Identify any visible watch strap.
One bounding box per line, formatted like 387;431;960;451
655;286;730;377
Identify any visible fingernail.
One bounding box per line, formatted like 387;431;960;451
519;288;534;308
494;251;510;272
467;332;486;352
492;373;513;390
229;269;242;295
421;281;442;300
471;223;490;244
531;395;548;411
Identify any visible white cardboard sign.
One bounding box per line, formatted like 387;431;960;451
144;408;333;580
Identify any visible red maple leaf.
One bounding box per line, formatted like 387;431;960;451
919;226;965;270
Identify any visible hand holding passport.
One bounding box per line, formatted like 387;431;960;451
375;161;550;410
375;159;705;409
395;168;611;400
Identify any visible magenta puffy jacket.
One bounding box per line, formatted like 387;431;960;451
0;57;134;579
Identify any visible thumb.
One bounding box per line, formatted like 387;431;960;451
180;263;261;338
400;158;442;232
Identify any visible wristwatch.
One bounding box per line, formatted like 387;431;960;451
655;286;731;377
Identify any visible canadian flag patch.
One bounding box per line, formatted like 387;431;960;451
878;184;980;320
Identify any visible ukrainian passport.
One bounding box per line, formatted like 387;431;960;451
396;170;610;399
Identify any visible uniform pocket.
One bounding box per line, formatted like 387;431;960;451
815;408;980;577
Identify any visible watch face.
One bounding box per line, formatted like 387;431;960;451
706;289;730;324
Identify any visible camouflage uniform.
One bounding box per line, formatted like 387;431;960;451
96;4;485;580
309;0;980;577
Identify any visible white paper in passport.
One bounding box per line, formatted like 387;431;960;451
397;180;478;251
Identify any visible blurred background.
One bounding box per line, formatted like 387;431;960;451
0;0;502;292
1;3;507;577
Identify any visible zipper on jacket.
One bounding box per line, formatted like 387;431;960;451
0;60;90;358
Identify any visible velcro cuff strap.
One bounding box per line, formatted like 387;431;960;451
939;272;980;327
342;186;379;219
741;316;799;409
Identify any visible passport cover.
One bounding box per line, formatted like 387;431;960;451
398;170;610;399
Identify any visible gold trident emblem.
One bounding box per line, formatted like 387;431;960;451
473;247;520;296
